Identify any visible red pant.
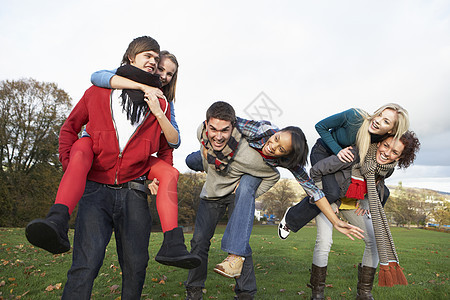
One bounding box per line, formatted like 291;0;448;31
55;137;178;232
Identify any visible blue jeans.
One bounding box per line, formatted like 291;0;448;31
222;175;262;256
286;139;340;232
185;151;262;255
62;181;152;300
185;177;259;297
185;151;204;172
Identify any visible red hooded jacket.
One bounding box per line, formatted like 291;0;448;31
59;86;172;185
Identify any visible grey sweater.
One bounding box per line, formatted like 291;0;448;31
309;147;390;209
197;124;280;200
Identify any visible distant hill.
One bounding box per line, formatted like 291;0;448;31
386;185;450;197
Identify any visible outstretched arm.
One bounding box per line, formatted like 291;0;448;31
315;197;364;240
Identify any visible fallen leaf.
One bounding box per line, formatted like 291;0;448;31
110;284;119;292
279;289;286;292
45;285;54;292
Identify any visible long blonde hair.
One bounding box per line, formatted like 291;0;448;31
355;103;409;162
160;50;178;102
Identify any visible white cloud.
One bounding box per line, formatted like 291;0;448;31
1;0;450;192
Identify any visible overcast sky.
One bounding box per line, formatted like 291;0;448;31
1;0;449;192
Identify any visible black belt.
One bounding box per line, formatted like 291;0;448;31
105;180;150;195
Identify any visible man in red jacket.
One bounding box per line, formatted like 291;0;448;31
54;36;187;299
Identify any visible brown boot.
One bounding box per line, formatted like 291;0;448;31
307;264;327;300
356;263;376;300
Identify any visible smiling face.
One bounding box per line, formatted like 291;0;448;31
261;131;293;157
206;118;233;151
129;50;160;74
376;136;405;165
157;56;177;87
369;108;398;135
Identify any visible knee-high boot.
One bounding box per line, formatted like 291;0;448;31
307;264;327;300
356;263;376;300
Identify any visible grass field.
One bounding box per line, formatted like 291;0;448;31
0;225;448;299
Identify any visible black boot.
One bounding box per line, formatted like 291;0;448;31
155;227;201;269
356;263;376;300
185;286;203;300
25;204;70;254
234;292;253;300
307;264;327;300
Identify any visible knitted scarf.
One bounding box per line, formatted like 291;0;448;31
350;144;408;287
116;64;162;125
201;121;241;174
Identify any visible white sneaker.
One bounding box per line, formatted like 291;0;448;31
278;207;291;240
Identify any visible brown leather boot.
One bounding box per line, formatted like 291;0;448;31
356;263;376;300
307;264;327;300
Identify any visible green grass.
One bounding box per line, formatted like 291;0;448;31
0;226;448;299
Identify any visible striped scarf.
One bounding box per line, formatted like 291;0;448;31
201;122;241;174
351;143;408;287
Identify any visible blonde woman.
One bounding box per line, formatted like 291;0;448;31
278;103;410;239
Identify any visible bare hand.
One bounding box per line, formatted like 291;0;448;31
148;178;159;195
142;85;164;101
334;206;339;214
333;219;364;240
355;207;369;216
337;146;355;163
145;97;164;118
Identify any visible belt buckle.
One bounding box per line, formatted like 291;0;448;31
106;184;124;190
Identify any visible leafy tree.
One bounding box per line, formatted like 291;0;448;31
258;179;305;219
148;172;206;228
386;183;426;228
0;79;72;226
432;203;450;228
177;172;206;225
